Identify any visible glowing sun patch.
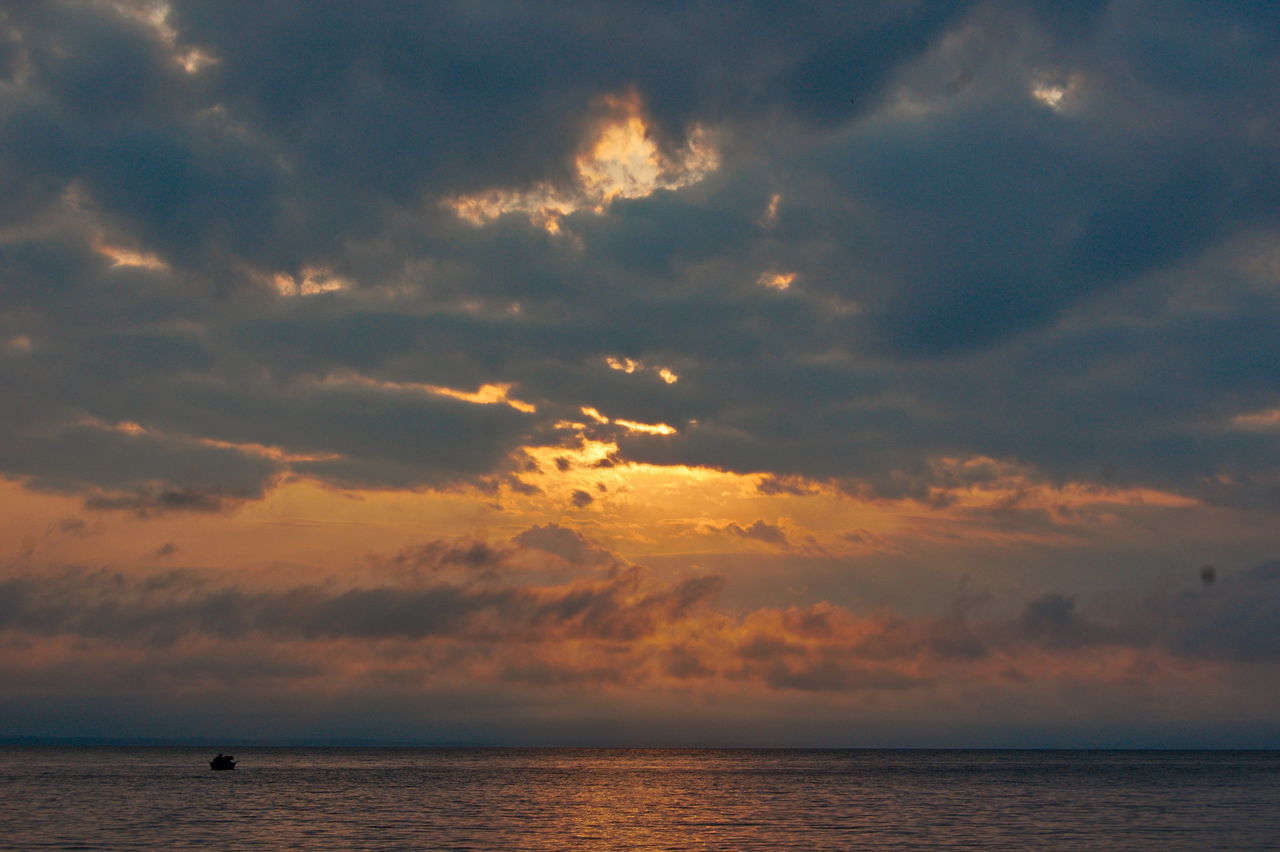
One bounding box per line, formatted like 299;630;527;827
445;91;718;233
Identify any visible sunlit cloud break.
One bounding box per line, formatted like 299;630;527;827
323;372;537;414
446;91;718;233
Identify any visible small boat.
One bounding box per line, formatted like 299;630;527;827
210;754;237;771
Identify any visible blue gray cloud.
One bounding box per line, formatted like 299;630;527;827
0;0;1277;512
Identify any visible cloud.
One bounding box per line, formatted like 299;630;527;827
0;0;991;502
724;520;791;549
1142;562;1280;663
0;535;725;647
1014;593;1090;648
756;475;820;496
84;486;239;515
54;517;86;536
6;524;1280;696
0;0;1276;622
0;420;282;508
512;523;614;567
1;516;1279;745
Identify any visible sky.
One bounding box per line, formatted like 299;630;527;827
1;0;1279;747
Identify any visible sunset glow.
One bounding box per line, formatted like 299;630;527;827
3;0;1278;749
445;91;718;233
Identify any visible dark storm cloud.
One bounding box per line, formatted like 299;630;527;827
165;0;971;195
1;0;1278;508
822;95;1278;356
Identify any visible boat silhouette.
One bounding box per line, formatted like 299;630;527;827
209;754;236;770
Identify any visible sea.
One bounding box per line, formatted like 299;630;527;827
1;748;1278;850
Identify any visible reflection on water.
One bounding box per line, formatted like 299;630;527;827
2;748;1278;850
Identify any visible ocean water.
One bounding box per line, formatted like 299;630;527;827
1;748;1278;850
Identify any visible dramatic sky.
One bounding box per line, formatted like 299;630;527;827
2;0;1279;746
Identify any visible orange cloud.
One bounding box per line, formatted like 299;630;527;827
444;90;718;233
5;522;1273;709
320;371;537;413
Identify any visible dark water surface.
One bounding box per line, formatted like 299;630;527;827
2;748;1277;849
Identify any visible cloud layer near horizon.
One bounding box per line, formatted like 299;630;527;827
4;526;1278;744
